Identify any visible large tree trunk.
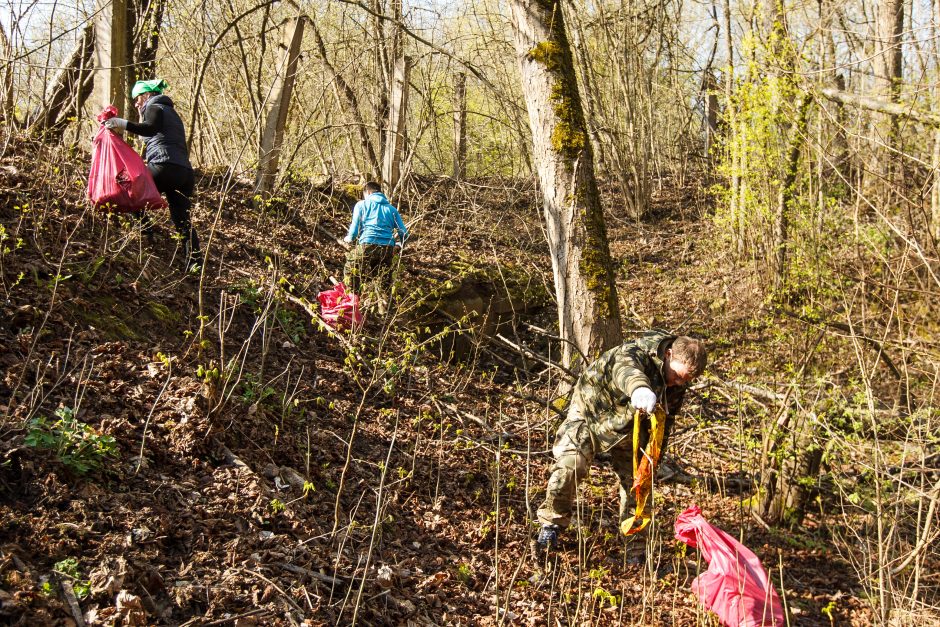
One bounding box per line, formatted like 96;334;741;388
131;0;164;83
773;93;813;290
509;0;622;368
564;2;606;177
29;24;94;135
757;409;823;528
868;0;904;200
932;0;940;241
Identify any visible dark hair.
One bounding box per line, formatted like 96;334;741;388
671;336;707;376
363;181;382;195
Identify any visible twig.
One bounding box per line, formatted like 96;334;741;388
240;568;305;616
889;478;940;575
59;577;86;627
136;359;172;474
520;322;587;365
276;561;346;587
203;608;269;626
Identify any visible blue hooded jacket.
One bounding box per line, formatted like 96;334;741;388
345;192;409;246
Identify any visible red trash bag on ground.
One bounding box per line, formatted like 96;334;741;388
675;505;786;627
88;106;167;213
317;283;362;330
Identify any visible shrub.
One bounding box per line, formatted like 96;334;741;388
24;407;118;475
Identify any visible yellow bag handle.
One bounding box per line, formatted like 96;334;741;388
620;405;667;536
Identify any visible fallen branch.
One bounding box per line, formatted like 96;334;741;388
713;378;786;403
819;87;940;127
59;577;86;627
494;333;575;380
276;561;346;587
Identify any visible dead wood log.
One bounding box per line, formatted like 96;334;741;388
714;379;787;403
819;87;940;127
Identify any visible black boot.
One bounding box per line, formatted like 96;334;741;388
183;229;202;273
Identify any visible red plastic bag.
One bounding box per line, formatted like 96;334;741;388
88;106;167;213
675;505;786;627
317;283;362;330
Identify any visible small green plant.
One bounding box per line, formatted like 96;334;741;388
592;586;620;608
25;407;118;475
53;558;90;599
269;498;285;514
275;307;306;343
239;373;276;405
456;563;473;586
196;363;220;383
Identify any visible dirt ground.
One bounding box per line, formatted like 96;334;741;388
0;138;884;625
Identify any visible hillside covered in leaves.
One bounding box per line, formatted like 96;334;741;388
1;134;930;626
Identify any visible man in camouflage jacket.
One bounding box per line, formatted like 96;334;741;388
536;330;707;548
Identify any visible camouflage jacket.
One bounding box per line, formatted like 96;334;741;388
569;330;687;452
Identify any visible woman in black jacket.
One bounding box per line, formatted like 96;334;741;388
106;80;201;272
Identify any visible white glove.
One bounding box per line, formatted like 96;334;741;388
630;387;657;413
104;117;127;132
343;235;353;244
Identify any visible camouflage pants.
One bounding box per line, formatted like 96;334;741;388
536;405;635;529
343;243;399;304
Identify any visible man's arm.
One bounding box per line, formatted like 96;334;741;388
125;105;163;137
610;345;653;399
345;202;363;243
393;209;409;244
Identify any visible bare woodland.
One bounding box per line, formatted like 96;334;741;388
0;0;938;624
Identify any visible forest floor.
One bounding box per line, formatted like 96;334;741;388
0;136;886;626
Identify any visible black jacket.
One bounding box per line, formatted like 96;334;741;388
125;94;192;170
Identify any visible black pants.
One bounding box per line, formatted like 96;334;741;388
148;162;196;244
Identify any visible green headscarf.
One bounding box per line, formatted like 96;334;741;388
131;79;168;99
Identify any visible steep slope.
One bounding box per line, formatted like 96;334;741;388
0;137;878;626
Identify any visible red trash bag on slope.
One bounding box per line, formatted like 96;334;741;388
317;282;362;330
88;106;167;213
675;505;786;627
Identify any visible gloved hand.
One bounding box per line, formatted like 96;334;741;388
630;387;657;413
104;117;127;132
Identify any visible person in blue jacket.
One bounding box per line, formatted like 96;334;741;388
343;182;409;307
104;79;201;272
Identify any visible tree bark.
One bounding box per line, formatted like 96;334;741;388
564;1;606;176
934;0;940;241
757;409;823;528
255;15;305;195
131;0;165;83
29;23;94;135
509;0;622;368
868;0;905;198
773;93;813;288
452;72;467;180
